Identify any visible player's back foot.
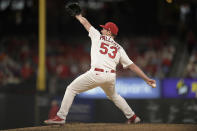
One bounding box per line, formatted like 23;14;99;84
44;116;65;125
127;114;141;124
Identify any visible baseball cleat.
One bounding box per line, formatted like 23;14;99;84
127;114;141;124
44;116;65;125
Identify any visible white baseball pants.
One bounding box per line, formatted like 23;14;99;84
57;68;135;120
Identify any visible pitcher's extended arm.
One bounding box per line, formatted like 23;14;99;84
129;63;156;88
75;14;92;32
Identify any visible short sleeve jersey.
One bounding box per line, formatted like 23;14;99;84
88;26;133;70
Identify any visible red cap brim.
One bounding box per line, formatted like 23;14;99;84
100;25;107;29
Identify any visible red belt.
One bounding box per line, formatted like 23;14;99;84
94;68;116;73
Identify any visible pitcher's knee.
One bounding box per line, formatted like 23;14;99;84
66;85;78;95
107;93;119;101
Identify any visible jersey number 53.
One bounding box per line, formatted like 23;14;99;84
99;42;117;59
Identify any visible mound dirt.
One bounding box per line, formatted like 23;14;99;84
2;123;197;131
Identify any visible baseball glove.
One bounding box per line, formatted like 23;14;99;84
65;2;81;17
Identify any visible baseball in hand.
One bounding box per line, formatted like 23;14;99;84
151;83;156;88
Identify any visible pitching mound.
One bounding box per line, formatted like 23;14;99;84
2;123;197;131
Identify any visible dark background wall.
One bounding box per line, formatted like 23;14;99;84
0;94;35;129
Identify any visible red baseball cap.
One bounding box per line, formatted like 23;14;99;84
100;22;119;35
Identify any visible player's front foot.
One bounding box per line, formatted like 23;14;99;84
127;114;141;124
44;116;65;125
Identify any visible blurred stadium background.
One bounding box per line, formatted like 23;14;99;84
0;0;197;130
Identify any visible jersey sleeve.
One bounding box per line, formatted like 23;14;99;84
88;26;101;40
119;48;133;69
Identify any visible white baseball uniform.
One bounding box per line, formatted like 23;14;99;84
57;26;135;120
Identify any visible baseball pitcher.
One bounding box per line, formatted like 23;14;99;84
44;2;156;125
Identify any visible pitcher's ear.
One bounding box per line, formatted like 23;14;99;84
107;30;112;35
